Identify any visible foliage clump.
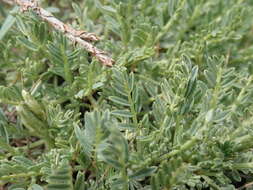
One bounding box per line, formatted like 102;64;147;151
1;0;253;189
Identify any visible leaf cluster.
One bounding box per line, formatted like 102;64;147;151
1;0;253;189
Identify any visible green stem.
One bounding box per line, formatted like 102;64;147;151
128;92;138;127
201;176;220;190
88;95;98;109
0;141;17;155
233;134;253;151
173;115;182;146
210;67;222;108
233;162;253;170
0;171;39;181
230;117;253;140
155;137;198;164
6;139;45;157
229;76;253;139
138;75;160;86
176;4;201;42
121;166;129;190
155;0;186;43
44;134;55;149
61;45;73;85
52;96;70;105
0;99;20;105
231;76;252;113
21;139;45;150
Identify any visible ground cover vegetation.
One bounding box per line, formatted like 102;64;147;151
1;0;253;189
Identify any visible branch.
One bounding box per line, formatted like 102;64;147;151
2;0;13;5
1;0;115;66
238;181;253;190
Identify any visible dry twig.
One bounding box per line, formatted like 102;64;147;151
238;182;253;190
2;0;12;5
1;0;115;66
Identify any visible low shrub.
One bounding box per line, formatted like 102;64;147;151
1;0;253;189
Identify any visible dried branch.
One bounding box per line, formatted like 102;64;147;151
2;0;13;5
1;0;115;66
238;182;253;190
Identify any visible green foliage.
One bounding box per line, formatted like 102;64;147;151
47;160;73;190
1;0;253;189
